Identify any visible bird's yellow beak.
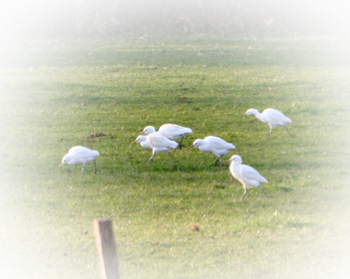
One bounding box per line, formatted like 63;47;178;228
189;144;194;149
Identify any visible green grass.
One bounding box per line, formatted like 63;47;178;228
1;32;350;279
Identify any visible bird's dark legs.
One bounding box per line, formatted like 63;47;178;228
147;152;155;163
283;125;292;136
259;186;269;198
168;152;177;162
93;159;97;173
266;127;273;138
267;125;292;138
214;157;223;167
240;187;248;200
178;137;184;149
148;152;177;163
240;186;269;200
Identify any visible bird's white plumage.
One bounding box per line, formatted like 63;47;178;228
226;155;268;199
244;108;292;137
60;146;100;173
190;136;235;166
140;124;192;146
133;133;178;162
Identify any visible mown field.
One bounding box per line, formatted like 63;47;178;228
1;32;350;279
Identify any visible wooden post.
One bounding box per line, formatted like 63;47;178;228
75;0;89;30
94;219;120;279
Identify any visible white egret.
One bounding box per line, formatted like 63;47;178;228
140;124;192;148
243;108;292;137
60;146;100;173
189;136;235;166
226;154;269;200
132;133;178;163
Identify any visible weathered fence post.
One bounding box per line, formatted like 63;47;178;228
94;219;120;279
75;0;89;30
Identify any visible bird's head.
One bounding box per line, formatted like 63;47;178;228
132;135;146;145
225;154;242;164
189;139;202;149
60;154;72;168
243;108;258;116
140;126;156;135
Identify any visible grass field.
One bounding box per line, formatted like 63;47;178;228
1;32;350;279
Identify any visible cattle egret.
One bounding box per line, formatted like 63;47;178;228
226;155;269;200
140;124;192;148
132;133;178;163
189;136;235;166
243;108;292;137
60;146;100;173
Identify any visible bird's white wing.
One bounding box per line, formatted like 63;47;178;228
159;124;192;138
239;164;268;184
148;133;178;149
205;136;235;150
69;146;99;158
68;146;89;155
264;109;292;125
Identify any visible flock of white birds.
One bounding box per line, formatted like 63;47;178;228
60;108;292;199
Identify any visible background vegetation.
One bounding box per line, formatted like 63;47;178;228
1;1;350;279
0;0;350;36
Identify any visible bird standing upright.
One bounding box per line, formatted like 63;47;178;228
226;154;269;200
140;124;192;148
132;133;178;163
60;146;100;173
243;108;292;137
189;136;235;166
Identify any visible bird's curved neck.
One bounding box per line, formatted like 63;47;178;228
64;154;73;161
255;112;266;122
197;140;208;149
